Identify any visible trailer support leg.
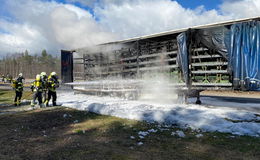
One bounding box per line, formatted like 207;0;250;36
177;92;188;104
184;94;188;104
195;92;201;105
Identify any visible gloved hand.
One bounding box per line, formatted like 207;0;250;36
54;81;59;88
30;86;34;92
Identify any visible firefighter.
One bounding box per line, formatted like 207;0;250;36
45;72;59;106
40;72;48;103
1;74;5;82
6;73;12;83
12;73;24;106
31;74;44;108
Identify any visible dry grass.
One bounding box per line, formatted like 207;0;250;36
0;89;259;160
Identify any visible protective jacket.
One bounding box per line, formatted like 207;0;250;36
41;76;48;90
6;75;12;83
31;80;43;92
47;76;59;92
12;79;23;92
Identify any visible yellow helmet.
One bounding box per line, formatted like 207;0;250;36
36;74;41;80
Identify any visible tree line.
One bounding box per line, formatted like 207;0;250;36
0;50;61;79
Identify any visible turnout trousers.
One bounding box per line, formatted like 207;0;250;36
46;90;57;106
32;91;43;105
42;90;47;103
14;91;23;105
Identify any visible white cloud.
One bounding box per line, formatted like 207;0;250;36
0;0;259;56
63;4;92;19
65;0;129;7
0;0;115;56
220;0;260;18
94;0;232;38
65;0;97;7
94;0;260;38
50;6;116;49
0;19;52;55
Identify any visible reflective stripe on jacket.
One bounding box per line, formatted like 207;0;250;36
13;80;23;92
47;76;59;92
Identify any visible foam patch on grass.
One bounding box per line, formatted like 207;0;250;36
58;91;260;137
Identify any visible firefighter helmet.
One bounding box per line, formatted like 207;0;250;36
51;72;56;76
41;72;47;76
36;74;41;80
18;73;23;77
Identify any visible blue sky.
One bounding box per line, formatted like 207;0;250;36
63;0;223;10
175;0;222;10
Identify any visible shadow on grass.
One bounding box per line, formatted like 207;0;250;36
0;90;32;109
0;92;5;96
0;108;139;159
0;107;259;160
0;99;11;103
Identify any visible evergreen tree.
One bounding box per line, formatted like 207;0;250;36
0;50;61;79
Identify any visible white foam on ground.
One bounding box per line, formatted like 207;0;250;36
58;91;260;137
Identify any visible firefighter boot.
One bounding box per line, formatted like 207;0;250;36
17;100;21;106
39;103;45;108
53;101;57;106
30;101;36;109
44;100;49;107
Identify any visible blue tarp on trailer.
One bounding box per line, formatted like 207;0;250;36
177;20;260;91
195;27;230;59
177;32;189;86
226;20;260;90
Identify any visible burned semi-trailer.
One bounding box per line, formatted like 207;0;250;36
61;17;260;103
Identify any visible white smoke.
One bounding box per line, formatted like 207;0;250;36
139;72;178;103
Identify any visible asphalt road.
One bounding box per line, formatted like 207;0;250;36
202;95;260;104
